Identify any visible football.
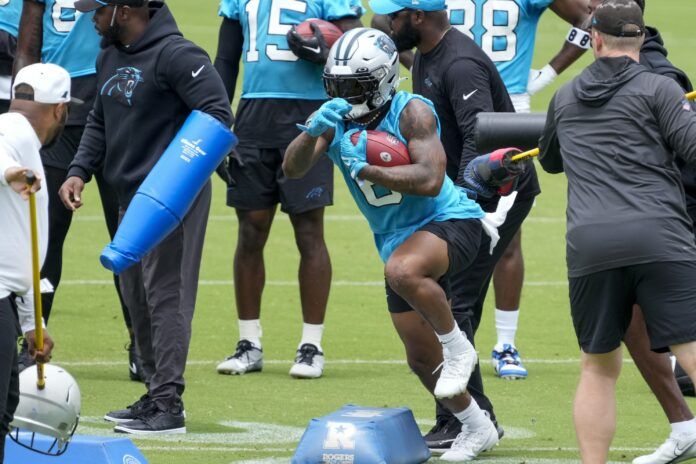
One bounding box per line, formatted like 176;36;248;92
351;130;412;168
295;19;344;48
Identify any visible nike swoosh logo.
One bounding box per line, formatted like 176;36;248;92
129;362;137;374
463;89;478;101
302;45;321;54
192;65;205;78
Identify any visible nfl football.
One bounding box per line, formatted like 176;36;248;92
351;130;412;168
295;19;344;48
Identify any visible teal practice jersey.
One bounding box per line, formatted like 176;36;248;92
326;92;485;262
0;0;22;38
219;0;364;100
446;0;554;95
37;0;100;77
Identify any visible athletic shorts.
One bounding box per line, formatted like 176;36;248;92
386;218;482;313
569;261;696;354
226;146;333;215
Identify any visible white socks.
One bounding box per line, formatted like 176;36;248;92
495;308;519;350
238;319;262;347
671;418;696;437
454;399;490;429
437;325;469;357
300;323;324;352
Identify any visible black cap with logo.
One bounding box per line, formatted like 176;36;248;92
591;0;645;37
75;0;146;13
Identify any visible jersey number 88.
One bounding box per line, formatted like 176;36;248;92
447;0;520;62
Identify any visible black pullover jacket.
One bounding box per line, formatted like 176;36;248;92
68;1;233;206
539;56;696;277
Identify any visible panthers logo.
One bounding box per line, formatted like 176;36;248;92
375;35;396;57
101;67;144;106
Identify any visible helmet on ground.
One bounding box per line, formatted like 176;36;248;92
9;363;81;456
323;27;400;121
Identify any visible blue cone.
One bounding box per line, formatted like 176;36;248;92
100;110;237;274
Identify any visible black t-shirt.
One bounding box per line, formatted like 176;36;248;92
412;28;540;199
235;98;324;149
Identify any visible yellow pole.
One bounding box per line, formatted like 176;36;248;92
26;172;45;390
510;91;696;162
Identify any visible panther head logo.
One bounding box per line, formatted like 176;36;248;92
101;67;145;106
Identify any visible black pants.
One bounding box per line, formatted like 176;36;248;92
118;182;211;408
0;296;20;464
40;164;131;328
435;196;536;423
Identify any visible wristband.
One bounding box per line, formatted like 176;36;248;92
567;27;591;49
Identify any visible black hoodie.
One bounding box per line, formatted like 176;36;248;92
639;26;696;221
538;56;696;277
68;2;233;206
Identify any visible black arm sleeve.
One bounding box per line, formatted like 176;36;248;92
538;93;564;174
161;39;234;127
213;18;244;104
443;58;497;184
67;54;106;182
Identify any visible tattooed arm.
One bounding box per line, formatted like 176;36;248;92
358;98;445;197
13;0;45;77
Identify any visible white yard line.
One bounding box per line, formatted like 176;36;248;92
73;214;564;223
59;358;632;367
60;279;568;287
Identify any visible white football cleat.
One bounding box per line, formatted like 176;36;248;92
633;432;696;464
434;337;478;399
216;340;263;375
289;343;324;379
440;417;499;461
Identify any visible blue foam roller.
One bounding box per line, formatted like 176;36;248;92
4;434;149;464
292;405;430;464
100;110;237;274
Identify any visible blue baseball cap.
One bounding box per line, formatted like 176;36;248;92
369;0;447;15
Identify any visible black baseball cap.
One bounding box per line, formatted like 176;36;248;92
591;0;645;37
75;0;146;12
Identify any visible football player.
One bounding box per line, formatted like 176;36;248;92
0;1;21;113
285;28;525;461
11;0;142;380
213;0;363;379
373;0;592;382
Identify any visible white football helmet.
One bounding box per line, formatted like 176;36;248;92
9;364;81;456
323;27;400;120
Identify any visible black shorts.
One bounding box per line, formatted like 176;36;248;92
569;261;696;354
386;218;482;313
226;146;333;214
41;125;85;170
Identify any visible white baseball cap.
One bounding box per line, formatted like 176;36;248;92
12;63;83;105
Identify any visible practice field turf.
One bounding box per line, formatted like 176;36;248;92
45;1;696;463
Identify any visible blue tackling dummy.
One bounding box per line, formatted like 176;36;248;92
100;111;238;274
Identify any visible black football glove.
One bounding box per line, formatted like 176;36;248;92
287;23;330;65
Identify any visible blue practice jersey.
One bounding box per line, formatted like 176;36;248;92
326;92;485;262
0;0;23;38
37;0;100;77
219;0;364;100
446;0;554;95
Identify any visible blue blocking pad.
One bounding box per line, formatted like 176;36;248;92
4;434;149;464
100;110;237;274
293;405;431;464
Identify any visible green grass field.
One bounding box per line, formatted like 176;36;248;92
44;1;696;463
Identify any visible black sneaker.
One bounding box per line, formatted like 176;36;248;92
104;394;155;423
114;401;186;435
17;339;35;373
126;340;145;383
424;415;505;452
